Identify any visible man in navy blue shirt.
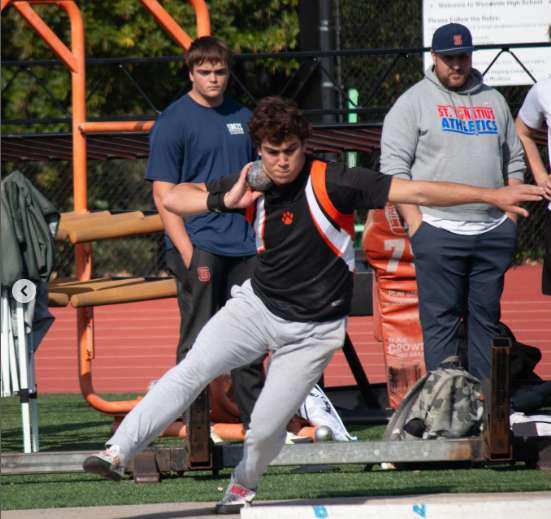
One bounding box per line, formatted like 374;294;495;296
144;36;265;438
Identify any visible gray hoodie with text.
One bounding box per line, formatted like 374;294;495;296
380;67;526;221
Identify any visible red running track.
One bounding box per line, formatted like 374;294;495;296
34;265;550;394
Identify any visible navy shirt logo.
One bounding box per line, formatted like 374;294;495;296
227;123;244;135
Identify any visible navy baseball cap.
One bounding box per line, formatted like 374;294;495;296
432;23;477;55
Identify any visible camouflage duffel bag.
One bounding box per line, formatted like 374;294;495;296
383;356;484;441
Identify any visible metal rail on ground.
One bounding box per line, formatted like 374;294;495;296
2;435;550;479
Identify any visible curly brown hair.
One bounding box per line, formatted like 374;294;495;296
248;97;312;148
186;36;232;72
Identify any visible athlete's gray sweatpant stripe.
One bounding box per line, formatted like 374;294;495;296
108;279;346;489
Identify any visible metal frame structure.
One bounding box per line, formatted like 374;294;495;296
3;433;550;478
1;0;210;415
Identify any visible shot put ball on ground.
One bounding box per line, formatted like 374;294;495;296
314;425;333;441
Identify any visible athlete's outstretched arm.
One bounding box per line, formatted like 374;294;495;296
388;177;544;217
163;163;261;217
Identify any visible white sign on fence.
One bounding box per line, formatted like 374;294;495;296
423;1;551;85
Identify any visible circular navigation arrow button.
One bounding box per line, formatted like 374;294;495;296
12;279;37;304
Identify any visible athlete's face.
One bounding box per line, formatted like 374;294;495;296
431;50;472;91
258;136;307;186
189;61;229;107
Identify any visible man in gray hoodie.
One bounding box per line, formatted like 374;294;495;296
380;23;526;382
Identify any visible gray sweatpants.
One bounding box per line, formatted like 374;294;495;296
108;279;346;489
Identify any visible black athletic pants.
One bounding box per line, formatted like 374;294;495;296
166;246;265;429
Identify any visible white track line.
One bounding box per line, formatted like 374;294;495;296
242;497;551;519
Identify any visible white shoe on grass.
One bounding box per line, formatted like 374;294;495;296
83;445;126;481
215;473;256;514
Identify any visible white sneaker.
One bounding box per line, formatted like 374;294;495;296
83;445;126;482
285;431;313;444
215;473;256;514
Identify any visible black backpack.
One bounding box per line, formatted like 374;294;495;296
457;322;542;381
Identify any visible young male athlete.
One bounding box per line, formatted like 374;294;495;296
84;97;542;514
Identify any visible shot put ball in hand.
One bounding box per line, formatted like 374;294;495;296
247;160;273;192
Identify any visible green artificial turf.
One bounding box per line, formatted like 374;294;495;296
2;393;551;511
